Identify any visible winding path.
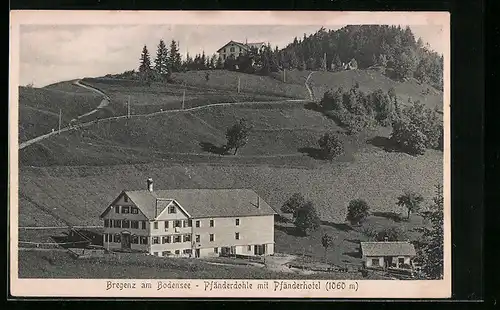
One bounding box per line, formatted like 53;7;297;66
19;80;310;150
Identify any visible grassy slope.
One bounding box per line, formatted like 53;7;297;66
18;84;103;142
19;250;380;279
270;69;443;111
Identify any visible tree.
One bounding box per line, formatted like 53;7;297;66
168;40;182;72
318;133;344;160
375;226;407;242
281;193;306;219
321;88;344;111
215;55;224;69
321;233;334;262
415;184;444;279
225;118;252;155
154;40;169;76
345;199;370;226
390;118;427;155
371;89;394;126
397;191;424;220
138;45;153;85
294;201;321;235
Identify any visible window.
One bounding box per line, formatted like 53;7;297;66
183;249;192;254
183;234;191;242
141;221;146;229
235;232;240;240
163;251;171;256
196;235;200;242
140;236;148;244
174;235;182;243
122;206;130;214
104;219;110;227
230;47;235;52
247;245;252;251
168;206;176;214
371;258;380;267
131;207;139;214
131;235;138;244
398;258;405;266
214;247;218;254
174;220;182;228
175;250;180;255
115;206;120;213
209;234;214;242
153;222;158;229
124;196;129;202
152;237;160;244
131;221;139;229
162;236;171;244
210;220;214;227
165;221;169;229
236;219;240;226
122;220;130;228
114;220;122;228
188;220;192;227
195;220;200;228
109;220;113;228
104;234;108;242
114;234;121;243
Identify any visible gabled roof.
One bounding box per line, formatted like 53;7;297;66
217;41;249;53
246;42;266;49
360;242;417;257
109;188;276;220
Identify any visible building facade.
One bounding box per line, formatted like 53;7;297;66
360;241;417;269
100;179;276;258
216;40;266;61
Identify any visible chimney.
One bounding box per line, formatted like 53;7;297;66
147;178;153;192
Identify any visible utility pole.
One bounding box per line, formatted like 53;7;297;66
182;89;186;110
58;109;62;134
237;76;241;93
324;52;327;71
283;68;286;83
127;95;130;118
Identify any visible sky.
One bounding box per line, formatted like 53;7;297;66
19;24;445;87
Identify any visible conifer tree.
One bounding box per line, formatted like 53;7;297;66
154;39;169;76
138;45;152;85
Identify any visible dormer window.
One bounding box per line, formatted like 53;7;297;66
168;206;176;214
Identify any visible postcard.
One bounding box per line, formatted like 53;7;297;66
9;10;451;298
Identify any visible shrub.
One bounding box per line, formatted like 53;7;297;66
294;201;321;235
374;226;408;242
318;133;344;160
346;199;370;226
281;193;306;218
390;118;427;155
325;110;373;135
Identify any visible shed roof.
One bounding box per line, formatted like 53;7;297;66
360;241;417;257
113;188;276;220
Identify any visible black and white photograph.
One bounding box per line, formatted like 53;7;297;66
9;11;451;298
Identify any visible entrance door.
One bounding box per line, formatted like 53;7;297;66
254;244;266;256
195;249;200;258
121;233;131;250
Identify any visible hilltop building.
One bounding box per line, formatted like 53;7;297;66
216;40;266;61
360;241;417;269
99;178;276;258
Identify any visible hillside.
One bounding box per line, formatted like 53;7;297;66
18;84;103;142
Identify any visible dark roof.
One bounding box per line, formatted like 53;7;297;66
360;242;417;257
123;189;276;219
217;41;249;53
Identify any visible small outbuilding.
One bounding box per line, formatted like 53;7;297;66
360;241;416;270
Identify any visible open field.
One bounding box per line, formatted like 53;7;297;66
18;85;103;142
81;76;293;116
18;250;385;279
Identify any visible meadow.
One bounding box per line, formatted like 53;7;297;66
18;85;103;142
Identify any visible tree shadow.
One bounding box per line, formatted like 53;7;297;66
298;147;325;160
199;141;229;155
367;136;419;156
303;102;322;112
274;224;305;237
372;211;404;223
345;239;361;244
321;221;353;232
343;250;362;259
